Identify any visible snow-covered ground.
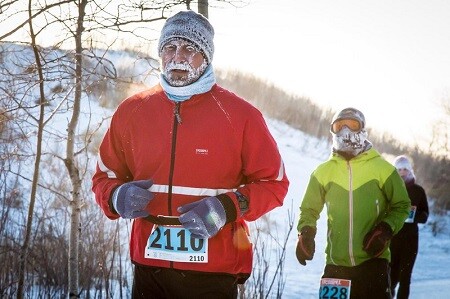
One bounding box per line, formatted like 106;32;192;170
4;42;448;298
263;119;450;299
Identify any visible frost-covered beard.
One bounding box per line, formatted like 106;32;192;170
163;60;208;87
332;127;368;156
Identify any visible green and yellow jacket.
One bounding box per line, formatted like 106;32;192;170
298;148;410;267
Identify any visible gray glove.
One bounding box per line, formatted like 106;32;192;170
111;180;154;219
178;194;237;239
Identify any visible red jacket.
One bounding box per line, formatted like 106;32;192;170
92;84;289;280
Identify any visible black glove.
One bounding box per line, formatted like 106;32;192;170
363;222;393;257
415;211;428;224
296;226;317;266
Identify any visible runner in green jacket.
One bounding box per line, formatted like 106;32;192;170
296;107;410;299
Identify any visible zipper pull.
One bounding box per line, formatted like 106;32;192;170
174;103;182;124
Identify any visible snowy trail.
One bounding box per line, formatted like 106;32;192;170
409;279;450;299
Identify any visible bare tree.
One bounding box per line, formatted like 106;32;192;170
240;200;295;298
427;96;450;210
198;0;209;17
16;1;51;297
0;1;254;297
430;95;450;156
66;1;88;297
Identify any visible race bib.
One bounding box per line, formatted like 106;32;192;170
145;225;208;263
405;205;417;223
319;278;351;299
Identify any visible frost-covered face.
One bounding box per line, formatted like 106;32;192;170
161;38;208;87
332;127;368;155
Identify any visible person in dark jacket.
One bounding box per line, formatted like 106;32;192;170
390;155;429;299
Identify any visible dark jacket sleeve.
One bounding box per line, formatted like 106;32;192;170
414;184;429;224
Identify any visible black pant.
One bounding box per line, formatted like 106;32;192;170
322;258;392;299
132;265;238;299
390;235;418;299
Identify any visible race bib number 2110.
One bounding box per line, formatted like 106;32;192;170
145;225;208;263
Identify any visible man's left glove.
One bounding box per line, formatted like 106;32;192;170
363;222;393;257
178;194;237;239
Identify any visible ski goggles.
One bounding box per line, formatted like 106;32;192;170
331;118;362;133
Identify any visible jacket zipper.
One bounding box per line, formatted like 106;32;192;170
168;102;182;215
347;161;356;266
168;102;181;268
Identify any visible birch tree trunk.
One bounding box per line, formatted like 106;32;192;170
67;1;87;297
198;0;209;18
16;1;47;298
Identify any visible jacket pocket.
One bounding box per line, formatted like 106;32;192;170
232;220;253;281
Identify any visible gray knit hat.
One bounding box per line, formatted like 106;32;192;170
158;10;215;63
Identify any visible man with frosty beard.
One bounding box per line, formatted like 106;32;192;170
92;10;289;299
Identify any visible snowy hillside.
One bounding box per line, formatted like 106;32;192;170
263;118;450;299
2;42;449;298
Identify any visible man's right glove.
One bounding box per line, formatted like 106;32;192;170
178;194;237;239
363;221;393;257
111;180;154;219
296;226;317;266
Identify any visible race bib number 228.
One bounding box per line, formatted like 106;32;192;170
319;278;351;299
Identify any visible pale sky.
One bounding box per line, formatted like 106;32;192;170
208;0;450;149
3;0;449;150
